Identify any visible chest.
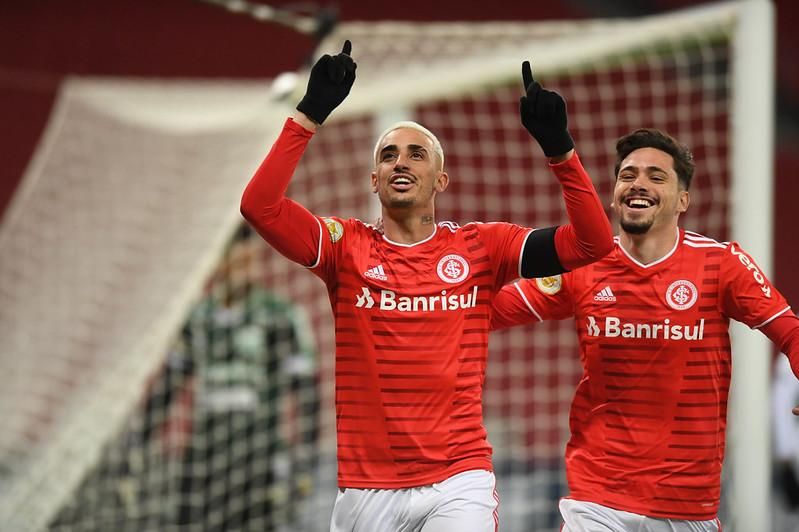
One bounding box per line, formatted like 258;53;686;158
572;255;718;325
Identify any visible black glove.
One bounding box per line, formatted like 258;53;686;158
296;40;357;125
519;61;574;157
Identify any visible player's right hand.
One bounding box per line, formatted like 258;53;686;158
296;40;357;125
519;61;574;158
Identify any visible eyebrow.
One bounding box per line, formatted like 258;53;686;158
379;144;429;157
619;164;671;175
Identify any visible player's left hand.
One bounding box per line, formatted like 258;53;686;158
519;61;574;158
296;40;357;125
793;404;799;416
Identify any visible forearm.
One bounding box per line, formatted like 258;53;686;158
240;118;321;266
241;118;313;219
761;312;799;378
550;153;614;270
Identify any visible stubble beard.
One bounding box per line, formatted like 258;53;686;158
620;216;654;235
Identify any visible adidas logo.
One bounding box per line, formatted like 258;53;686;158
364;264;388;281
593;286;616;302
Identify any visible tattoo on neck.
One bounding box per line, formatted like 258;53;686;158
421;216;433;225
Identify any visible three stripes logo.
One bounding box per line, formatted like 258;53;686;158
364;264;388;281
593;286;616;302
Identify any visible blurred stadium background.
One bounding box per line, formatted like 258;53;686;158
1;1;797;531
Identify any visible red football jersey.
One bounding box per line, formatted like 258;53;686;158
313;217;529;488
491;229;793;519
241;118;614;489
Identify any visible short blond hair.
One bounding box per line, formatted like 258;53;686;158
373;121;444;170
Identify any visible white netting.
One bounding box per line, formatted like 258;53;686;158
0;3;756;531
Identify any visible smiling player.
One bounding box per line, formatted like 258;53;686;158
240;40;613;531
491;128;799;531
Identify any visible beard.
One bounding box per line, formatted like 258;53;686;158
620;216;654;235
383;195;416;209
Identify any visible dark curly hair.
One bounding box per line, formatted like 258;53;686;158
614;128;695;190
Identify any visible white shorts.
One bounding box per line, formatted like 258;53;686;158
559;499;722;532
330;469;499;532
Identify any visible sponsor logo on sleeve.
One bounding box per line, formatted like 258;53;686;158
323;218;344;243
665;280;698;311
729;244;772;298
437;254;470;284
535;275;562;295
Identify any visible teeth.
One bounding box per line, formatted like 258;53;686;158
393;178;411;185
628;198;652;207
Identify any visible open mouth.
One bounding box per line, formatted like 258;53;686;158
624;197;655;209
390;175;414;191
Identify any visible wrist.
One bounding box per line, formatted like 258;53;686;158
548;149;574;164
293;111;319;132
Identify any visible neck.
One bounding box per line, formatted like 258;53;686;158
381;208;436;244
619;224;680;265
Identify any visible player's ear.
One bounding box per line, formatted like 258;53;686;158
370;171;378;193
435;171;449;193
677;189;690;213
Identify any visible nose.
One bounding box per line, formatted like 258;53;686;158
629;174;648;190
393;151;411;170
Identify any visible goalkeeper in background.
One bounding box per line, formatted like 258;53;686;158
240;40;613;531
157;225;320;531
491;128;799;531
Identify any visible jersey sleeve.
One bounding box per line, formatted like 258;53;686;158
240;118;322;267
490;274;574;330
549;153;614;270
473;222;533;290
719;241;793;329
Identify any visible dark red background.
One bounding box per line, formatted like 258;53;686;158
2;0;797;305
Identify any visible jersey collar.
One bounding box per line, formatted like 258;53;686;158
381;223;438;247
616;227;681;269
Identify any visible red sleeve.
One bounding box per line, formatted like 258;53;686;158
761;312;799;379
550;153;614;270
719;241;791;328
491;281;543;330
472;222;532;289
490;275;573;330
240;118;322;267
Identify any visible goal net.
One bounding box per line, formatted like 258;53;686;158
0;2;772;531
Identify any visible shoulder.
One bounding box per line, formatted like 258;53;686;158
319;216;381;243
682;230;728;250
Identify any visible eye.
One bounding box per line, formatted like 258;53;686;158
618;173;635;181
381;152;397;162
411;151;424;159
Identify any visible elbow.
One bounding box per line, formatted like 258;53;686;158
595;231;615;260
584;219;615;261
239;187;257;224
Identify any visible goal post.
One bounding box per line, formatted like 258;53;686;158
0;3;774;531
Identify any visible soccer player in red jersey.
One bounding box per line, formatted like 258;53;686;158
491;128;799;531
240;40;613;531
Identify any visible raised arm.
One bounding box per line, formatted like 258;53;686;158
517;61;613;278
240;41;356;266
761;312;799;415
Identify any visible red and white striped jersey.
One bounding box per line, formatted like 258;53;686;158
491;229;793;520
314;216;529;488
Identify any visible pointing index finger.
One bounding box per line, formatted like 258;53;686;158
341;40;352;56
521;60;534;90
